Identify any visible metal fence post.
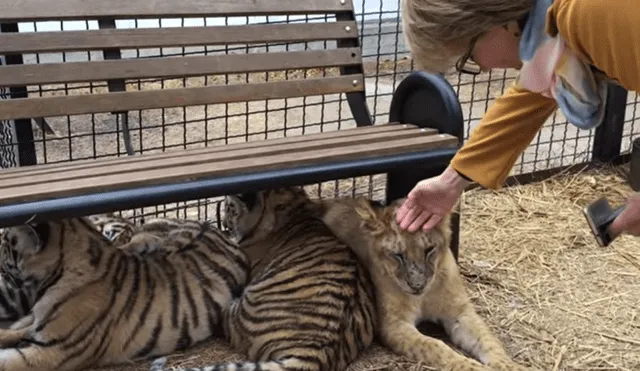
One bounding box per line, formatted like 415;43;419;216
98;19;135;156
0;23;37;167
592;83;628;163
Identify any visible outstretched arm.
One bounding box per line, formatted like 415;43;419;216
451;83;557;190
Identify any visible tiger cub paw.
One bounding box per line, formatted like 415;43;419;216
149;357;169;371
0;328;27;348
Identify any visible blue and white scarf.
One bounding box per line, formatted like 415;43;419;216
516;0;609;130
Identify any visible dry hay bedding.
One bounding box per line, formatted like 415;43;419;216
87;164;638;371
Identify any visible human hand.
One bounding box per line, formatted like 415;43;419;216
396;166;470;232
609;193;640;237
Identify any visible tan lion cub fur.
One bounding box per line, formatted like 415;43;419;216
318;197;535;371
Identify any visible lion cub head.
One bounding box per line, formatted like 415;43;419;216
321;197;452;296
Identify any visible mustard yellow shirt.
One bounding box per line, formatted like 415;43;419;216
451;0;640;189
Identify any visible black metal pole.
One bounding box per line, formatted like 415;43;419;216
0;23;37;167
592;83;627;163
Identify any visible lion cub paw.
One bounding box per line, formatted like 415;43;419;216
448;360;492;371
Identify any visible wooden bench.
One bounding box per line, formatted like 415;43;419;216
0;0;463;253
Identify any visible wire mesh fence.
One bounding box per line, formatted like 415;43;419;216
1;0;638;225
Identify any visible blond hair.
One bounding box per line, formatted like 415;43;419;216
401;0;534;73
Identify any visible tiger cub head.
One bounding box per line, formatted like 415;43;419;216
0;220;61;290
0;218;105;290
321;197;452;296
87;213;136;245
223;186;312;243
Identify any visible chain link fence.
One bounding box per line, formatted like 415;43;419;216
2;0;638;224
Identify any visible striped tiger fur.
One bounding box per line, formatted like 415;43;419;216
121;218;220;255
88;213;221;254
0;216;249;371
0;213;135;322
150;186;377;371
86;213;137;246
0;213;192;322
0;274;38;322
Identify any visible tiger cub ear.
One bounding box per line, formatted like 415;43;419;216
11;222;50;253
236;192;259;210
354;197;386;236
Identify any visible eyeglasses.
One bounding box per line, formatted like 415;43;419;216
455;35;481;75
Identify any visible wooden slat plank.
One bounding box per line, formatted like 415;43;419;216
0;0;353;22
0;128;428;189
0;134;458;204
0;75;364;121
0;49;361;87
0;22;359;54
0;123;425;179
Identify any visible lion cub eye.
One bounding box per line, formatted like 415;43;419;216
392;252;405;265
424;246;435;260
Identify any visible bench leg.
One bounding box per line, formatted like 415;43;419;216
386;71;464;262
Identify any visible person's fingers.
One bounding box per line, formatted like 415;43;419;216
422;213;443;231
629;193;640;203
407;209;432;233
396;198;416;223
406;185;422;200
399;205;422;230
608;217;625;237
609;206;632;237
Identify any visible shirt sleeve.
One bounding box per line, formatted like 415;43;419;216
547;0;640;92
450;83;557;190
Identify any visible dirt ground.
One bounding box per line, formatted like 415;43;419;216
87;164;639;371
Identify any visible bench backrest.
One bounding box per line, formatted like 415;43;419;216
0;0;367;122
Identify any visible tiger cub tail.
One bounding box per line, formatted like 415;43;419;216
150;356;318;371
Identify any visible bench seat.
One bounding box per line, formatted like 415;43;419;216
0;123;457;227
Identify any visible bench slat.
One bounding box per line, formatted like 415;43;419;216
0;75;364;120
0;22;359;54
0;49;361;86
0;123;428;179
0;133;458;204
0;128;427;189
0;0;352;22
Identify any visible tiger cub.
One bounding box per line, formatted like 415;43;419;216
0;214;206;322
86;213;137;246
0;216;249;371
0;214;130;322
0;272;39;322
150;186;377;371
318;197;535;371
88;213;220;254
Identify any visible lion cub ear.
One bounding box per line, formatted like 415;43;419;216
354;197;386;236
431;212;452;246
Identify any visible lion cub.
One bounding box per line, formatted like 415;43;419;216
319;197;533;371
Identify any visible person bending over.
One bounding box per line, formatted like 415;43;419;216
396;0;640;239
